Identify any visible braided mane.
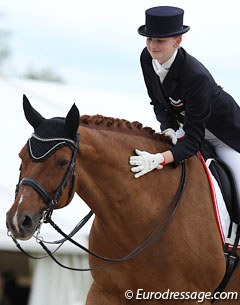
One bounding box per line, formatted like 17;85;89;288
80;114;170;143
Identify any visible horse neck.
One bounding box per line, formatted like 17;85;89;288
75;124;176;226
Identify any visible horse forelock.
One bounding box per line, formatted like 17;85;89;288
80;114;171;144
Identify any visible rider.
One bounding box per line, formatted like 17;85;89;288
129;6;240;202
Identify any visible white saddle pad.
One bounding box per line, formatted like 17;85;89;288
205;158;240;249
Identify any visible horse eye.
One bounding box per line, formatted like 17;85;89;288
58;159;69;168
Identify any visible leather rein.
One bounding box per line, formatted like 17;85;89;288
9;134;187;272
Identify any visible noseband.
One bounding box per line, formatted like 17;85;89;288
15;133;80;211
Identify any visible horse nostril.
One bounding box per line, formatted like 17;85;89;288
20;215;33;231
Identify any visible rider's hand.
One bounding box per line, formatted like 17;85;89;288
129;149;165;178
161;128;177;145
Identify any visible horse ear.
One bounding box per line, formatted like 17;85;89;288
65;103;80;139
23;94;45;129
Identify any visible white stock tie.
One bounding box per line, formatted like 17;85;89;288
152;59;168;84
152;49;178;84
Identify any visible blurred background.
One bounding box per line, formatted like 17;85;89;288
0;1;240;304
1;0;240;96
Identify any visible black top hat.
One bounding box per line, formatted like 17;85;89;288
138;6;190;38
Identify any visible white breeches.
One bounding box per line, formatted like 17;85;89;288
205;129;240;201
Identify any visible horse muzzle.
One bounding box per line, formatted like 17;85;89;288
6;205;43;240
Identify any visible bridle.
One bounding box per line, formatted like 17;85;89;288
10;133;187;272
15;133;80;213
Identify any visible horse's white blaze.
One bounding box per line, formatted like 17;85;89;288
18;194;24;205
12;210;19;233
12;194;24;232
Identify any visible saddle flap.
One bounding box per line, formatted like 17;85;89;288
209;159;240;225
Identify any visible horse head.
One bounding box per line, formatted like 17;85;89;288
6;95;80;240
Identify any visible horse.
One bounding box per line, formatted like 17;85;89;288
6;95;240;304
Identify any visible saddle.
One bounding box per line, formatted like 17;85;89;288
201;141;240;225
201;141;240;301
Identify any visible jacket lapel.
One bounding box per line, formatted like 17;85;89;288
151;73;174;113
146;48;185;113
162;48;184;98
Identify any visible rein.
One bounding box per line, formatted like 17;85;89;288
10;159;187;272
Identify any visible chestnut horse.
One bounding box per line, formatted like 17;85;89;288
6;96;240;304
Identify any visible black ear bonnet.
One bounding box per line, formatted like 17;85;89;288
23;95;80;161
28;118;77;161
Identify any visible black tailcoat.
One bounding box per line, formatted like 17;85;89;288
140;47;240;165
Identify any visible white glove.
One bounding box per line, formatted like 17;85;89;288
161;128;177;145
129;149;165;178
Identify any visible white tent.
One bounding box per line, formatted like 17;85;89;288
0;76;158;304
